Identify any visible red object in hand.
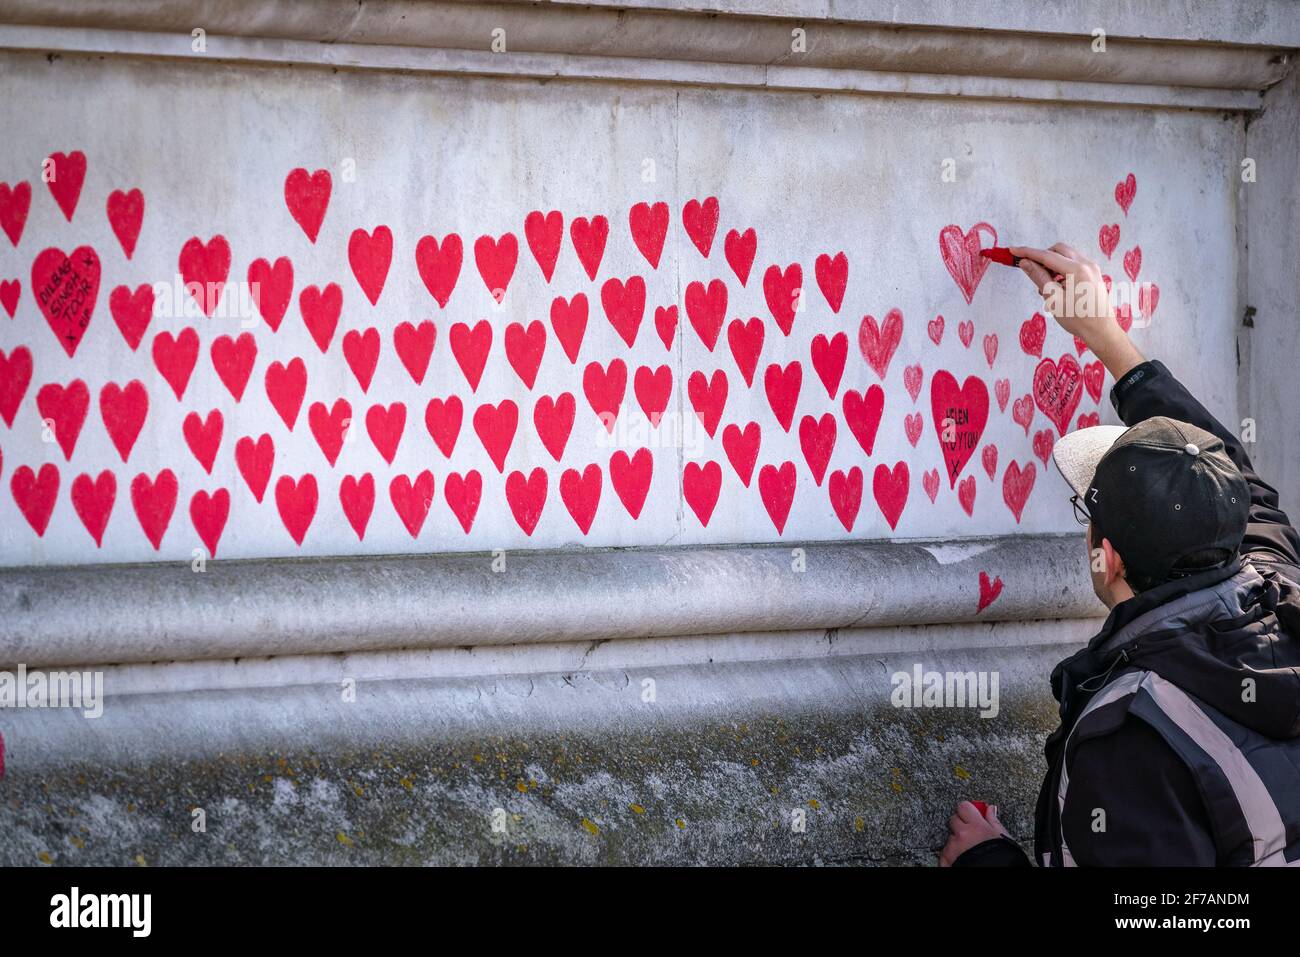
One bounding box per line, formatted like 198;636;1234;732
980;247;1065;282
970;800;989;818
979;247;1020;267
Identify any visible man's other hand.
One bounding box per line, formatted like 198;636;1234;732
938;801;1011;867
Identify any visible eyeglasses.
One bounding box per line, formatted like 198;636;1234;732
1070;493;1092;527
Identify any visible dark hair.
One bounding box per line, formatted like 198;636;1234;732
1127;548;1238;594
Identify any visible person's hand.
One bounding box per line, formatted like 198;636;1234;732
1008;242;1114;340
938;801;1011;867
1008;241;1144;381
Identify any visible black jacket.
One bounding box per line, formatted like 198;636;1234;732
955;359;1300;867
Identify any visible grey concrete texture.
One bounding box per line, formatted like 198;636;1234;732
0;640;1073;865
0;0;1292;92
1243;64;1300;525
0;535;1101;668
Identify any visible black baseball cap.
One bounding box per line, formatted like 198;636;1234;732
1053;416;1249;589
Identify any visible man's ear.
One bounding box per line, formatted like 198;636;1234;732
1099;537;1127;586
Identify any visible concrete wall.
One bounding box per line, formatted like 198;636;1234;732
0;0;1296;865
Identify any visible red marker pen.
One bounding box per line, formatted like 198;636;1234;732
979;247;1021;267
980;247;1064;282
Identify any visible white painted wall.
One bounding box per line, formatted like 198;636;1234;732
0;48;1243;567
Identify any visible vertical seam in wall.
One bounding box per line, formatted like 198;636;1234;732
1236;111;1252;437
673;87;686;538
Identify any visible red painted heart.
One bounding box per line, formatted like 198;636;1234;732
763;264;802;336
106;188;145;259
342;327;381;392
415;233;462;308
609;447;653;519
561;464;602;534
724;228;756;286
32;245;101;357
1002;460;1037;523
810;332;847;399
248;256;294;332
533;392;575;461
758;461;797;534
299;283;342;353
728;317;765;387
0;180;31;247
814;252;848;313
930;371;990;488
858;308;903;380
211;332;257;401
688;369;728;438
449;320;492;391
189;488;230;557
872;461;909;531
179;235;231;317
473;400;518;472
236;433;275;502
629;202;668;270
389;470;434;538
1114;173;1136;216
682;197;719;258
938;222;996;304
265;358;307;429
131;468;178;550
100;379;148;462
474;232;518;302
763;361;801;432
284;167;331;243
444;470;481;533
504;320;547;389
152;328;199;401
393;320;436;384
583;359;627;432
799;413;836;487
524;210;563;282
570;215;608;280
72;469;116;547
340;472;375;540
550;294;588;364
425;396;463;458
829;466;863;532
348;226;392;306
12;463;60;535
843;386;885;456
0;345;32;426
1032;354;1084;438
366;402;406;465
506;467;548;535
685;279;727;351
601;276;646;348
275;473;318;545
722;421;761;487
36;379;89;461
683;460;722;527
183;409;224;473
45;151;86;222
309;399;352;467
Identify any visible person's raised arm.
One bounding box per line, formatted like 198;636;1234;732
1010;241;1300;569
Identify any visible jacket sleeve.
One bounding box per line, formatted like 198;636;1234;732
1110;359;1300;568
1060;717;1218;865
951;836;1034;867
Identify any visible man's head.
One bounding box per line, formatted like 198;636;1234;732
1052;416;1250;608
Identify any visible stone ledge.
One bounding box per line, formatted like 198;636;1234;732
0;0;1292;111
0;534;1101;668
